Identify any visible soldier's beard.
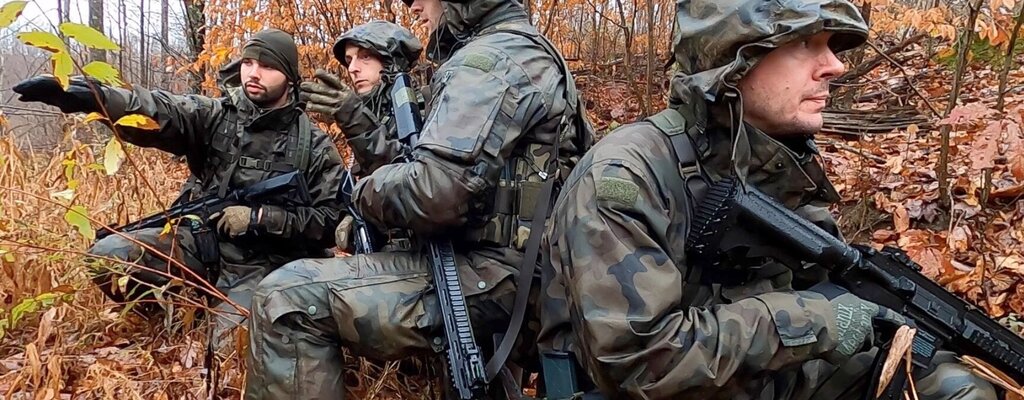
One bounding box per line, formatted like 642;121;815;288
245;82;289;109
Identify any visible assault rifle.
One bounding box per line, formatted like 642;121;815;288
338;169;377;254
391;72;488;399
96;171;311;240
688;178;1024;398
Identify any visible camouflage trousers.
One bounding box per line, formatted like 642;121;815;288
244;247;519;400
759;348;997;400
87;227;274;351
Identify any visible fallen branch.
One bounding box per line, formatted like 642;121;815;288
837;33;927;84
816;138;887;164
866;40;943;118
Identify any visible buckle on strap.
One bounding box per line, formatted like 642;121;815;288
238;156;271;171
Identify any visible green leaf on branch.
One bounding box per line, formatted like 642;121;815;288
59;22;120;51
64;205;95;240
83;61;123;86
103;137;125;175
0;1;27;29
17;31;67;53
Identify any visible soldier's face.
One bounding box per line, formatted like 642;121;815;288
737;32;846;137
345;44;384;95
240;58;290;108
410;0;444;33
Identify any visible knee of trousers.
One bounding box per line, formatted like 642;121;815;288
247;303;345;400
251;258;357;327
86;235;140;274
915;361;998;400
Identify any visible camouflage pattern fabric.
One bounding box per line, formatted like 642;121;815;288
326;21;423;177
538;0;997;398
670;0;869;101
244;1;591;398
88;226;265;349
333;20;422;72
86;30;345;347
539;117;998;400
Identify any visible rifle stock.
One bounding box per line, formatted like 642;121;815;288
688;178;1024;395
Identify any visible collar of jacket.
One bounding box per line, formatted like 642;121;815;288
427;1;528;63
699;119;841;210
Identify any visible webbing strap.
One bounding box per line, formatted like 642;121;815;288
482;25;582;382
645;108;711;306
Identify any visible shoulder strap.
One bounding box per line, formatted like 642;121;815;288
295;114;312;172
645;108;713;306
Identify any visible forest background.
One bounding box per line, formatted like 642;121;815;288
2;0;1024;398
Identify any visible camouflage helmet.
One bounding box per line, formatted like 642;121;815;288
672;0;868;100
332;20;423;73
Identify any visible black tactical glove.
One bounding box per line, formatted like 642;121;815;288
299;69;362;125
808;281;910;357
13;75;106;114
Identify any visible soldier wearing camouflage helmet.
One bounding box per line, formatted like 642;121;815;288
12;29;346;347
244;0;594;398
538;1;998;399
298;20;424;251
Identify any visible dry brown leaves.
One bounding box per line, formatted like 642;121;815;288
827;45;1024;322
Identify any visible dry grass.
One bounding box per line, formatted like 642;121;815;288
0;123;435;399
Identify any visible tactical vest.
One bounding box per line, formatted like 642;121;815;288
450;20;596;382
463;22;595;251
175;89;313;204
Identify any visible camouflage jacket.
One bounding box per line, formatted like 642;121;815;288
351;0;589;244
333;84;406;177
332;20;423;177
101;86;345;257
540;110;849;398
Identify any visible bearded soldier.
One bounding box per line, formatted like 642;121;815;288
13;29;345;341
244;0;593;398
539;1;998;399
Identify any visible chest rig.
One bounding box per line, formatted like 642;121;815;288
463;23;593;252
182;88;313;202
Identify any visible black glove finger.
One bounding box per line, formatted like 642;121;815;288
306;103;338;118
314;70;348;91
299;90;314;104
299;81;330;95
13;75;63;102
306;92;345;109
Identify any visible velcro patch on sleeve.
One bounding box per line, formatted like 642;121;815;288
462;53;496;72
596;177;640;208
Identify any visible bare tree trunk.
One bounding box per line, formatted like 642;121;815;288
837;1;871;107
161;0;170;88
57;0;69;24
645;0;654;114
613;0;634;104
182;0;207;93
89;0;105;62
63;0;70;22
996;2;1024;113
118;0;126;73
543;0;562;36
591;3;601;76
139;0;148;86
937;0;984;211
